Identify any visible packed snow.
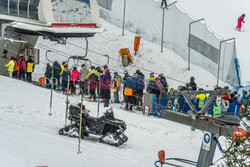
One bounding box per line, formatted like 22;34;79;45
0;76;225;167
168;0;250;84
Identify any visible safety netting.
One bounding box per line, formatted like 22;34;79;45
96;0;240;87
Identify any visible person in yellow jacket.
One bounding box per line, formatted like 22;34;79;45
5;57;15;78
196;88;206;109
26;57;35;82
60;61;69;74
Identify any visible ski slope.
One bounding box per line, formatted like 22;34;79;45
173;0;250;84
0;76;225;167
34;18;227;90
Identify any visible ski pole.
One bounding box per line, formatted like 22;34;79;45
65;69;71;126
77;92;84;154
97;74;101;117
49;67;54;116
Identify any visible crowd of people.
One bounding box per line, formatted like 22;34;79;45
43;61;175;110
5;54;35;82
5;56;249;114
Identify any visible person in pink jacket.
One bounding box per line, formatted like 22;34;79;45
236;14;246;31
70;67;79;94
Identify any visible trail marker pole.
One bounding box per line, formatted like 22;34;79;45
49;67;54;116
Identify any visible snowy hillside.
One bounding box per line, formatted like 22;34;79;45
171;0;250;84
0;76;225;166
34;19;227;90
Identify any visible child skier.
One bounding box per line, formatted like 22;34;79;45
236;14;246;31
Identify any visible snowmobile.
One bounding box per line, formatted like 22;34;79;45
59;104;128;146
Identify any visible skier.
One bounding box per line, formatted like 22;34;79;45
52;61;61;90
45;62;52;88
186;76;197;91
26;56;35;82
5;57;15;78
131;73;138;106
241;90;248;112
155;76;163;97
124;74;135;110
161;0;167;8
159;73;168;95
147;73;157;94
79;64;89;94
70;67;79;95
19;54;26;80
136;70;145;108
61;65;69;93
102;69;112;107
113;72;122;103
12;57;19;79
236;14;246;31
122;70;129;104
87;66;98;100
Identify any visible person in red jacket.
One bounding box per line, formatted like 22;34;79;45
236;14;246;31
19;54;26;80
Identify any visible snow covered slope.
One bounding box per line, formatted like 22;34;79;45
34;19;227;89
0;76;224;166
173;0;250;84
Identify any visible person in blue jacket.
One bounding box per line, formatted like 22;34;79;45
136;70;145;107
125;75;136;110
131;73;138;105
228;96;240;115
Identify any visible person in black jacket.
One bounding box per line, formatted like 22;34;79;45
52;61;61;90
186;76;197;91
45;62;52;88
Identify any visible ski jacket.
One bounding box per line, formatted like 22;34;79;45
228;100;240;113
26;59;35;73
88;72;98;89
186;81;197;91
147;79;159;95
131;77;138;91
19;57;26;70
79;67;89;81
238;15;245;23
13;60;19;71
60;65;69;74
5;60;15;72
155;78;163;90
126;77;136;90
87;69;98;79
45;65;52;78
102;72;111;89
61;70;69;81
136;77;145;90
70;70;79;81
114;75;122;88
52;61;61;78
196;94;206;108
160;76;168;87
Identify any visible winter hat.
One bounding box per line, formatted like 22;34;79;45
159;73;164;77
243;14;246;17
81;64;86;68
105;69;110;74
46;62;50;66
114;72;118;75
150;72;154;77
19;54;23;57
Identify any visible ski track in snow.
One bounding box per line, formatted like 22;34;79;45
0;76;225;166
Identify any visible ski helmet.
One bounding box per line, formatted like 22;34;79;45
136;69;140;74
190;76;195;82
46;62;50;66
114;72;118;76
91;66;95;70
243;14;246;17
150;72;154;77
124;70;128;75
159;73;164;77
